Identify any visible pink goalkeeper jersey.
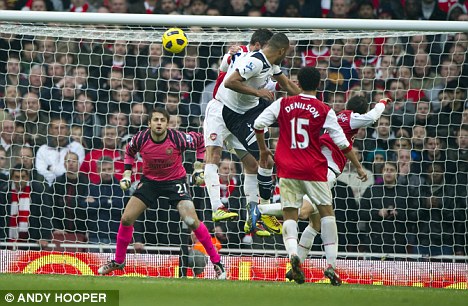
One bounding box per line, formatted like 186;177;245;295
125;128;205;181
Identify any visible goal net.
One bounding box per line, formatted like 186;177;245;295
0;12;467;284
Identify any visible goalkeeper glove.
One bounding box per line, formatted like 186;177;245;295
120;170;132;191
192;161;205;186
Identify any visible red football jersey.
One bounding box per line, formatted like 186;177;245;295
320;110;358;173
255;94;350;181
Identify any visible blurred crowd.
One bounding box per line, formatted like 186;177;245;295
1;0;468;21
0;0;467;259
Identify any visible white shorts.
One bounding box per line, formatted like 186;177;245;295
302;169;338;210
203;99;244;151
280;177;333;209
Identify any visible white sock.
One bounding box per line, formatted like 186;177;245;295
282;219;298;258
297;225;318;263
244;174;258;204
321;216;338;269
204;164;223;211
258;203;282;217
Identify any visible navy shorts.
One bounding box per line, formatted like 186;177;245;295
132;176;192;208
222;100;271;160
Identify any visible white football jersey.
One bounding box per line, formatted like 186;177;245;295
216;50;282;114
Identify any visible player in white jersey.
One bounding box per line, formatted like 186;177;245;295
218;33;301;234
199;29;276;236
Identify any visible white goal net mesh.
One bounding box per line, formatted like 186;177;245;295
0;18;467;278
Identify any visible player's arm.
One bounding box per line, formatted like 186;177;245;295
224;70;274;101
349;98;392;129
272;72;301;96
254;98;282;167
121;132;143;190
324;109;367;182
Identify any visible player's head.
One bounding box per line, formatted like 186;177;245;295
265;32;289;65
297;66;321;91
149;107;170;136
346;95;369;114
249;29;274;51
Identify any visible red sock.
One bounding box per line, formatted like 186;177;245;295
115;223;133;264
193;222;221;264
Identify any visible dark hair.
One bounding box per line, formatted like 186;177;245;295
10;163;30;178
150;107;170;122
250;29;274;48
297;66;321;91
346;95;369;114
267;32;289;50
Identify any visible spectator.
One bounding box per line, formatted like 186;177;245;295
82;156;128;245
226;0;250;16
109;0;128;13
360;161;410;254
410;51;436;90
80;125;121;184
26;64;46;97
107;110;129;137
415;162;455;257
395;148;422;189
0;56;27;97
35;118;85;186
420;0;447;20
153;0;177;14
0;146;8;186
70;91;101;149
326;40;359;93
447;125;468;174
16;92;48;148
263;0;280;17
0;116;14;155
356;0;375;19
364;115;395;156
0;85;22;118
11;146;44;184
190;0;208;15
301;37;330;68
138;43;163;104
49;152;89;247
0;165;51;248
42;76;77;122
411;125;426;162
128;102;148;135
327;0;351;18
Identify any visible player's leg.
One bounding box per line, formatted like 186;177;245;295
280;178;305;284
311;171;341;286
177;200;226;279
98;196;147;275
205;145;238;221
203;99;238;221
238;150;278;236
297;196;321;263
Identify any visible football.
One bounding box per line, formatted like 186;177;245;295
162;28;188;54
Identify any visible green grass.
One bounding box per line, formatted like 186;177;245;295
0;274;467;306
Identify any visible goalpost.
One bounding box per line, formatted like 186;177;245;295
0;11;467;286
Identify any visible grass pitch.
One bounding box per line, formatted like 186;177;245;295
0;274;467;306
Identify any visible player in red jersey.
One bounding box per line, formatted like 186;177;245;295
254;67;367;285
98;108;226;279
252;95;392;283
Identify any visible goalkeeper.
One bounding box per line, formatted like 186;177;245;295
98;108;226;280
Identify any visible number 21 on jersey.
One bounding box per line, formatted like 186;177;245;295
290;118;309;149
